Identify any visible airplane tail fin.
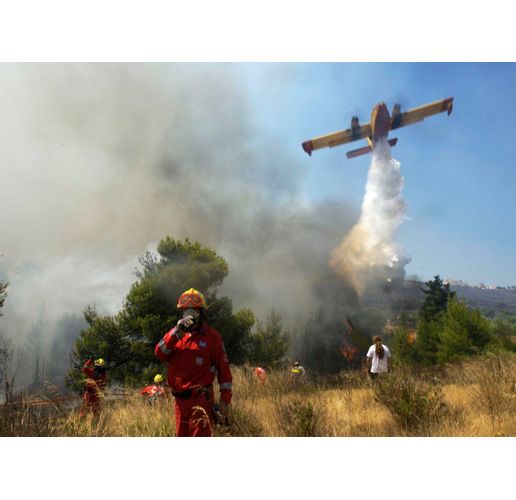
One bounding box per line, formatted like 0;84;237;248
346;137;398;159
346;145;372;159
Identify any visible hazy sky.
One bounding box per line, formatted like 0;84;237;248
236;62;516;286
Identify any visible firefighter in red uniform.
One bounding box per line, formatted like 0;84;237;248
155;288;232;437
141;374;167;404
80;358;107;416
254;366;267;383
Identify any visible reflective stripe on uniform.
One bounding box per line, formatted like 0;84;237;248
220;382;232;390
158;339;171;355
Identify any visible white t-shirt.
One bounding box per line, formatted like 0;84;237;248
366;344;391;373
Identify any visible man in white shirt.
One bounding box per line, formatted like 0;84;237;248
366;336;391;379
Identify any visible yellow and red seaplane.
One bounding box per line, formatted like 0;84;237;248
302;97;454;159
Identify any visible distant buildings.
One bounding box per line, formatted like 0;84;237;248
444;279;515;291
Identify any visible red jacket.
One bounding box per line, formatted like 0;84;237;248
155;321;232;405
82;360;107;395
141;384;166;398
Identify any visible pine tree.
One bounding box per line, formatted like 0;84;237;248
419;275;456;322
248;310;289;368
437;298;492;363
414;318;442;365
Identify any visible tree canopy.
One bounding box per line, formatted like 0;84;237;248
247;310;289;369
437;298;492;363
393;275;500;365
419;275;456;322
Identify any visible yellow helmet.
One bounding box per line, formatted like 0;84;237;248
154;374;164;384
94;358;105;367
177;288;207;309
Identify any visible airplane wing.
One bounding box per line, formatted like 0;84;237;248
390;97;453;130
302;123;372;156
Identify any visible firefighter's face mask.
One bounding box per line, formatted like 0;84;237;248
182;308;201;330
183;308;200;319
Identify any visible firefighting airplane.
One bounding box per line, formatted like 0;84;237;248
301;97;454;159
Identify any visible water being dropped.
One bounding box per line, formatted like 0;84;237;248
329;137;411;295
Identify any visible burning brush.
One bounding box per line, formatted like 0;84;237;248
339;317;359;363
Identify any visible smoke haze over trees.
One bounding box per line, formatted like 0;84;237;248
68;237;290;389
0;64;362;383
0;280;7;316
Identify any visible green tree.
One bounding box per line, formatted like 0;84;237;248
248;310;289;368
437;298;492;363
419;275;456;322
410;275;457;365
392;324;418;365
68;237;255;389
488;318;516;353
414;318;442;365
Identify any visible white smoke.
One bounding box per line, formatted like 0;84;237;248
329;137;411;294
0;64;357;372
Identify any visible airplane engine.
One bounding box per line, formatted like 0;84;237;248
351;116;360;139
391;103;402;129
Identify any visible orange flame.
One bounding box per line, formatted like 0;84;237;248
339;345;359;362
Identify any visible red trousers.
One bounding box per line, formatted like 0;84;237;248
80;392;101;416
174;386;214;437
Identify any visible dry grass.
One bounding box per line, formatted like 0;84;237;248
1;354;514;437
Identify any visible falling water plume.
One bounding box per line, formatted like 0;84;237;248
329;138;411;295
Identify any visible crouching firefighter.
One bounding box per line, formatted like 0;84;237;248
155;288;232;437
141;374;167;404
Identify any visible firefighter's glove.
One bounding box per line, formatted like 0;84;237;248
213;402;229;426
178;315;194;329
218;401;230;418
175;316;194;338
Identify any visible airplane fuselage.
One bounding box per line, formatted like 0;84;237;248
370;102;391;144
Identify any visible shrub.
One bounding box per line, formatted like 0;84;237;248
464;353;516;433
215;407;263;437
372;369;448;435
277;399;319;437
437;299;492;363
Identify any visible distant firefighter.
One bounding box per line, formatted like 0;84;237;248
80;358;107;416
141;374;167;404
254;366;267;383
290;360;306;383
365;336;391;380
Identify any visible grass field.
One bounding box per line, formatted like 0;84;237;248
1;353;514;437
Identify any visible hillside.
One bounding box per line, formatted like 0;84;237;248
361;279;516;314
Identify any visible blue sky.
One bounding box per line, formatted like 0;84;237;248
233;63;516;286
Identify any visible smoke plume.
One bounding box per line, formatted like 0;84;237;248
0;65;417;381
0;64;361;384
329;138;411;295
